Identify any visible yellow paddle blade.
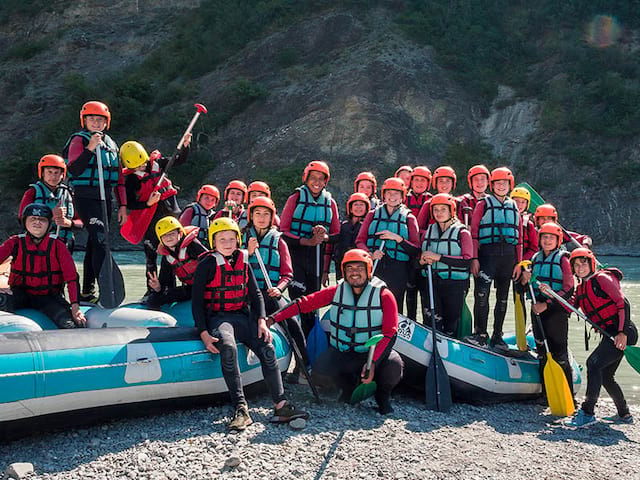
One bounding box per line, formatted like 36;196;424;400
543;352;575;417
514;291;527;351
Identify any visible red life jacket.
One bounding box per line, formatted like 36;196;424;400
132;159;178;203
157;226;201;285
8;234;65;296
575;268;624;332
405;191;431;218
203;250;249;312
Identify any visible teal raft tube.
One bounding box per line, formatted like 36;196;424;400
394;315;582;404
0;303;291;438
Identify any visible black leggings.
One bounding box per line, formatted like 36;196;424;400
374;256;409;315
473;248;516;336
582;319;637;416
207;312;286;407
405;263;426;322
11;288;76;329
288;245;324;337
422;275;466;337
264;294;309;367
146;285;192;311
75;197;112;295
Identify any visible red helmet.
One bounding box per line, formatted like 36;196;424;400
411;166;432;188
538;221;563;247
354;171;377;193
430;193;457;219
347;192;371;216
197;184;220;203
381;177;407;201
38;154;66;180
394;165;413;177
248;181;271;198
490;167;514;191
248;196;277;224
570;247;596;274
433;166;457;191
80;101;111;130
302;161;330;183
341;248;373;279
534;203;558;225
224;180;248;202
467;164;490;189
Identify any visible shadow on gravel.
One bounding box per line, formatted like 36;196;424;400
537;421;637;446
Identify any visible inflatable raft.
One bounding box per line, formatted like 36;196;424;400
0;303;291;438
394;315;582;404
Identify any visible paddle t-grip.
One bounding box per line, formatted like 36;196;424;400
177;103;208;150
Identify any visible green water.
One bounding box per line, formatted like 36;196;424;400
77;252;640;405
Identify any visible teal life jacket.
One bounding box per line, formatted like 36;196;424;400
289;185;333;238
422;220;469;281
237;209;249;230
63;131;120;190
328;277;386;353
366;205;410;261
531;249;568;301
30;182;74;242
244;227;282;290
478;194;519;246
186;202;212;247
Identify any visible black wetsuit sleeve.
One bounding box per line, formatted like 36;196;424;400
438;256;471;269
192;254;216;334
159;146;189;170
399;239;421;257
158;257;176;289
188;239;208;258
125;175;147;210
247;267;266;319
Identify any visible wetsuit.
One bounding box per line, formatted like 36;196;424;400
332;218;363;281
404;190;431;322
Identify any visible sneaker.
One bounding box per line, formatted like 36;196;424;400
375;392;393;415
564;409;597;428
602;414;634;424
79;292;99;304
464;333;489;347
228;405;252;431
490;335;508;350
270;402;309;424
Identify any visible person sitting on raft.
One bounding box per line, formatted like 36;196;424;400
192;217;308;431
521;222;574;405
0;203;85;328
121;138;190;284
19;154;81;253
419;194;472;336
356;177;420;314
270;248;403;414
180;184;219;249
534;203;592;250
214;180;248;227
552;248;637;428
145;216;208;311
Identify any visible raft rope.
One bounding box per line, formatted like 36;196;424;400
0;349;209;378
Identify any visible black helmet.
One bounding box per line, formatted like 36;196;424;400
22;203;53;223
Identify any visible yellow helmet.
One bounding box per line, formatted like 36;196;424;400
208;217;242;249
120;141;149;169
510;186;531;207
155;216;184;243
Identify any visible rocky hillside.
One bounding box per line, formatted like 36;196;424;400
1;1;639;251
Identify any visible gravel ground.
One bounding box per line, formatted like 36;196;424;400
1;381;639;480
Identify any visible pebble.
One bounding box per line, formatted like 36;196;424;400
289;418;307;430
224;457;241;468
5;463;34;479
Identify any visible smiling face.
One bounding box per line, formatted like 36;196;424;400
248;191;267;203
251;206;273;230
42;167;64;188
436;177;453;194
350;200;368;217
25;216;49;238
471;174;488;194
397;170;411;186
410;176;428;194
572;257;591;279
84;115;108;132
492;179;510;197
432;204;452;223
536;216;554;228
213;230;238;256
356;180;374;197
306;171;327;196
226;189;245;204
383;189;403;208
344;262;368;289
539;233;558;253
160;229;181;248
199;193;218;211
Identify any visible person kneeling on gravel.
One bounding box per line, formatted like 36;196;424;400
191;217;309;431
270;248;404;414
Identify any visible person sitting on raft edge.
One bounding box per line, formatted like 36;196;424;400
269;248;404;415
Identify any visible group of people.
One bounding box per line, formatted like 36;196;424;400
0;100;636;431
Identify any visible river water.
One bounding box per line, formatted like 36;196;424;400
81;252;640;405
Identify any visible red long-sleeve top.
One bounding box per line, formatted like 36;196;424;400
470;198;523;262
355;207;421;256
271;284;398;364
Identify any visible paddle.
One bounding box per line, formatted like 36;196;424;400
516;182;600;265
371;240;386;276
254;249;320;402
306;243;328;367
514;261;529;351
120;103;208;245
526;282;575;416
95;142;125;309
456;207;473;340
425;265;452;412
350;334;384;404
538;283;640;375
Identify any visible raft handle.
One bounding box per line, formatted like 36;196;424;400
469;354;485;364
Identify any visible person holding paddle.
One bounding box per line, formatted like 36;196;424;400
180;184;220;249
0;203;85;328
19;154;81;253
270;249;403;414
121;139;190;285
521;222;575;405
62;101;127;304
145;216;208;311
213;180;248;226
419;194;472;337
552;248;637;427
192;217;308;431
